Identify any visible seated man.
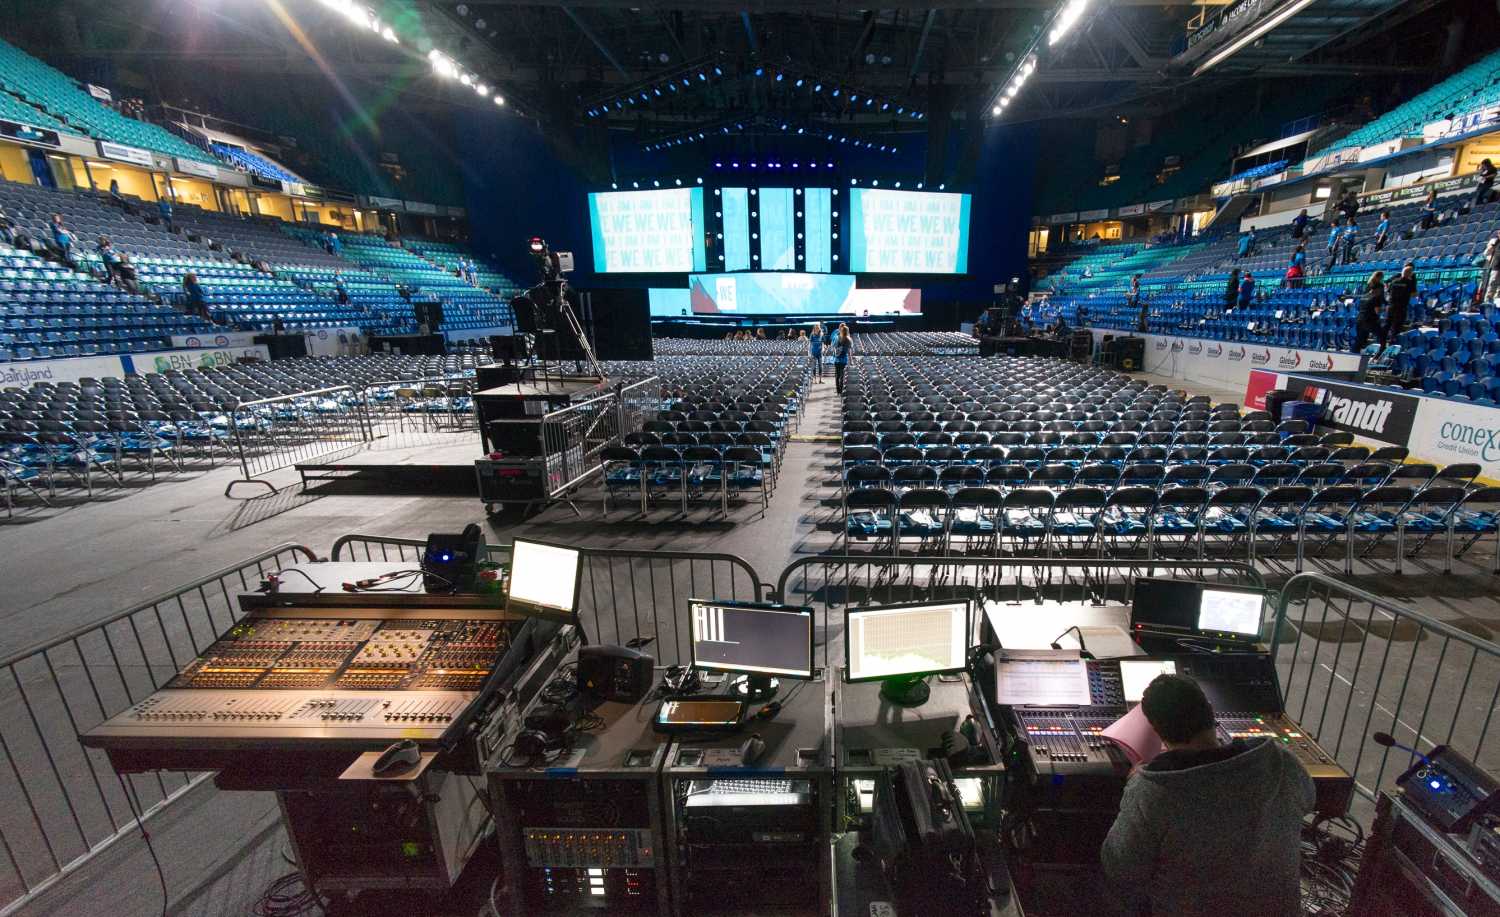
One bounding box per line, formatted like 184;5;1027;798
1102;674;1314;917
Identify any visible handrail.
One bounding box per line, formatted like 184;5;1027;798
1271;571;1500;655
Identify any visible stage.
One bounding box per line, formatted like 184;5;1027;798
296;439;481;494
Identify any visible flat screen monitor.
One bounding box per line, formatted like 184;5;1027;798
1130;578;1266;645
845;600;971;707
587;188;707;273
848;188;972;274
1119;659;1178;704
1197;587;1265;642
690;600;814;699
506;538;583;623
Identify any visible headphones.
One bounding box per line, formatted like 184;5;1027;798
512;704;574;762
660;665;701;697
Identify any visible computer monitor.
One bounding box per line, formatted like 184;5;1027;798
1119;659;1178;704
845;600;971;707
689;600;815;700
1130;578;1267;645
506;538;583;623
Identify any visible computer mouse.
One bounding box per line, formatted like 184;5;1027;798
373;739;421;775
740;733;767;766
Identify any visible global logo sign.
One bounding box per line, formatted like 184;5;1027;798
1277;351;1302;369
1251;349;1272;365
1155;339;1169;351
1206;343;1223;358
1309;355;1333;371
318;330;329;340
1170;340;1184;352
1228;347;1246;362
1187;342;1203;355
1439;420;1500;463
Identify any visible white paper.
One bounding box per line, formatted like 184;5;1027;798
1102;703;1164;765
995;649;1091;706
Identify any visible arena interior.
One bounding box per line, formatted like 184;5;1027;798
1;0;1499;914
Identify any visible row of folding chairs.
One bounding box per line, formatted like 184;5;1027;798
843;481;1500;574
844;459;1476;497
601;443;776;517
843;429;1333;450
839;443;1399;479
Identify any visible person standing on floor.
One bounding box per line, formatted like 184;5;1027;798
833;323;852;394
1474;158;1496;210
1290;208;1309;240
1225;269;1241;313
1373;211;1391;252
1237;271;1256;309
809;321;825;382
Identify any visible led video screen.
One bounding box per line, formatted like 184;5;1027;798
848;189;971;274
649;273;919;316
588;188;707;273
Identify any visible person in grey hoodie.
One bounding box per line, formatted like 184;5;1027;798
1102;674;1315;917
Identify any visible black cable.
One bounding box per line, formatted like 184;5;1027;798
252;872;322;917
269;567;324;593
117;773;168;917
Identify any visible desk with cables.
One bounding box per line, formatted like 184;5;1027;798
487;664;672;916
662;673;833;917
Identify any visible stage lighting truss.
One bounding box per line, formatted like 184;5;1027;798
987;0;1098;120
582;53;731;119
640;114;900;155
750;64;924;122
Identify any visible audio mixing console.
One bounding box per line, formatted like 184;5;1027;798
83;562;572;778
1003;654;1353;816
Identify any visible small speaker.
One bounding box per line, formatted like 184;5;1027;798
577;645;655;702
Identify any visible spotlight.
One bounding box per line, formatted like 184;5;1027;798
713;66;723;75
697;72;706;81
653;180;660;187
827;162;833;168
795;78;804;88
894;182;901;188
872;180;879;187
732;161;740;168
866;98;874;107
814;83;822;92
675;179;682;185
755;67;765;76
775;73;784;82
476;84;490;98
797;127;805;134
833;254;839;261
938;183;946;190
669;83;678;92
654;88;661;96
495;95;505;106
832;88;841;97
851;178;858;185
611;183;618;189
916;182;923;189
696;177;703;184
850;94;859;103
833;232;839;239
882;102;889;111
459;73;472;86
632;181;639;188
992;105;1002;116
793;162;800;168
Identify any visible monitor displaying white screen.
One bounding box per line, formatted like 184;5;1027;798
758;187;796;270
1119;659;1178;704
1198;588;1264;639
588;188;707;273
507;539;581;619
846;601;970;682
690;601;814;679
848;188;971;274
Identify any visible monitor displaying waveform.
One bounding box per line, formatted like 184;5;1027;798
846;601;969;681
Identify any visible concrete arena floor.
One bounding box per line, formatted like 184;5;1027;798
5;366;1500;916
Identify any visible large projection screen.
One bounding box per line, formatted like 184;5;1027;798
649;273;920;316
848;189;971;274
588;188;707;273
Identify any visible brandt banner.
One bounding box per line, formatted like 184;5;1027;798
1089;330;1359;391
1287;375;1420;446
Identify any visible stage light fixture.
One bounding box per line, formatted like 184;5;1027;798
732;162;740;168
938;183;945;190
714;66;723;75
882;103;889;110
675;179;682;185
827;162;833;168
669;83;678;92
894;182;901;188
611;182;618;189
916;182;923;189
851;178;858;185
850;95;859;103
814;84;823;93
755;67;765;76
1050;0;1090;46
872;180;879;186
795;78;805;87
696;177;703;184
832;89;841;97
797;127;805;134
832;232;839;240
833;254;839;261
775;73;785;82
654;88;661;96
632;181;639;188
698;72;706;81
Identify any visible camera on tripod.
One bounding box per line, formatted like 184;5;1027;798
528;237;574;283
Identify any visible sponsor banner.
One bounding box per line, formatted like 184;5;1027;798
86;84;113;102
1079;208;1109;221
365;195;404;210
248;173;282;191
1212;178;1250;198
98;141;154;168
1117;204;1146;217
1147;199;1174;212
1048;212;1078;225
1357;139;1404;163
283;181;306;197
305;326;364;357
1409;398;1500;483
0;355;126;386
175;157;218;179
0;118;61;149
124;345;269;375
405;201;439;215
1091;329;1359;392
1251;172;1286;190
1284;374;1420;446
170;331;260;349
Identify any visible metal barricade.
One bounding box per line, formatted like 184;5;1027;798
616;375;660;435
773;556;1266;670
0;543;317;915
1272;573;1500;807
225;385;369;497
329;534;763;667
